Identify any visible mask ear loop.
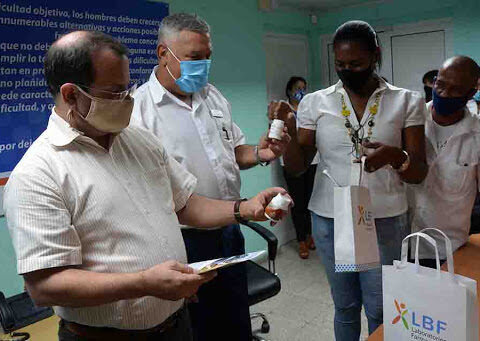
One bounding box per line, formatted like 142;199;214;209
66;108;73;122
68;86;93;124
166;46;181;63
66;108;81;128
164;46;181;82
65;85;81;126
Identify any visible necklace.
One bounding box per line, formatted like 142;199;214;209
341;92;381;158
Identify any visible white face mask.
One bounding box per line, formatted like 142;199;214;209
73;84;135;133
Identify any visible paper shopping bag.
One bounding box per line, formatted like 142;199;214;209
383;230;478;341
333;161;380;272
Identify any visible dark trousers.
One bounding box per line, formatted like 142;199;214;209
283;164;317;242
58;308;193;341
470;193;480;234
418;258;446;269
181;225;251;341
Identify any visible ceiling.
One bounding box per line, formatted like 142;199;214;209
274;0;385;12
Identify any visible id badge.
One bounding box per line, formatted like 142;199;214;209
211;109;224;118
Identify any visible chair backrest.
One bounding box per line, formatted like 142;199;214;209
0;291;53;333
241;222;278;273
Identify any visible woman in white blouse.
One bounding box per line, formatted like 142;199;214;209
282;21;428;339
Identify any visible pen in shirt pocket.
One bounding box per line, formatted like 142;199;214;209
222;126;231;141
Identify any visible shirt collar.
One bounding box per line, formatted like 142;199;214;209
148;66;168;105
147;66;208;112
46;109;83;147
425;103;480;143
326;75;393;96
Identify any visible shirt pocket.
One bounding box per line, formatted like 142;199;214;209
212;116;236;160
432;162;476;196
142;167;174;213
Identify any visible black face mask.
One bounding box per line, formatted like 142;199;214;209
424;85;433;102
337;67;374;92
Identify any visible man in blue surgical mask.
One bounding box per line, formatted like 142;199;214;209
131;13;290;341
408;56;480;268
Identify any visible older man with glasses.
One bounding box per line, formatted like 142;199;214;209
3;30;288;341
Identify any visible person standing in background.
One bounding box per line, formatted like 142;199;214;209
422;70;439;103
131;13;290;341
281;21;428;339
269;76;318;259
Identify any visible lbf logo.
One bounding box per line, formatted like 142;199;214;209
357;205;373;226
392;299;447;334
392;299;409;329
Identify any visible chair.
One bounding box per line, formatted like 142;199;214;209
241;222;281;341
0;291;54;340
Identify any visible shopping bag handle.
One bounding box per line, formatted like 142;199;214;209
359;156;365;187
400;232;441;275
350;156;367;187
416;228;455;275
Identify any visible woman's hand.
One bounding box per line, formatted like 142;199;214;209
363;141;406;172
268;101;296;124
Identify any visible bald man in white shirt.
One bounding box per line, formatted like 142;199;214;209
410;56;480;267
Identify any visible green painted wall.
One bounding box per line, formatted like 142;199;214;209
311;0;480;87
0;219;22;297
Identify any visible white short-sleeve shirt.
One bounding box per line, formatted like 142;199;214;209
409;104;480;259
131;68;245;202
3;111;197;330
297;78;426;218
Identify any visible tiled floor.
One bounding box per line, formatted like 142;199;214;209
252;241;369;341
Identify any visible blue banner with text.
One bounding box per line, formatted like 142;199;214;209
0;0;168;177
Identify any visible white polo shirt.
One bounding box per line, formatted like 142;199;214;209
131;68;246;203
297;78;426;218
3;111;197;330
410;104;480;259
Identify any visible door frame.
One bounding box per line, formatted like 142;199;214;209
319;18;453;87
263;32;310;246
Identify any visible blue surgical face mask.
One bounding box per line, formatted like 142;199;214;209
474;90;480;103
292;89;306;102
166;46;211;93
432;88;470;116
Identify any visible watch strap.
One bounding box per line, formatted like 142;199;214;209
255;145;270;167
234;198;249;224
396;150;410;173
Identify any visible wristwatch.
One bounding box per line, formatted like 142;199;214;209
254;145;270;167
234;198;249;224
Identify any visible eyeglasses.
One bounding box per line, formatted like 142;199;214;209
76;83;137;101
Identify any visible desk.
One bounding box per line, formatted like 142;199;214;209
368;234;480;340
1;315;59;341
